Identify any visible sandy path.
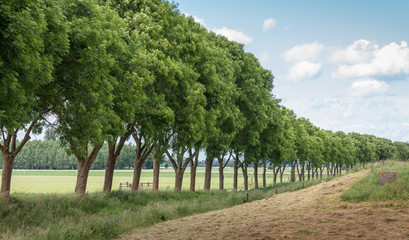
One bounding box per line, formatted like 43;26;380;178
121;171;409;240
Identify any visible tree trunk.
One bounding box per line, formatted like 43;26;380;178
233;154;239;191
290;161;296;182
272;165;279;184
1;152;14;198
320;167;323;180
241;161;248;190
253;162;259;189
74;144;103;196
190;154;199;192
279;164;286;183
152;154;160;191
296;161;301;182
218;163;224;190
132;158;144;191
0;122;36;198
262;161;267;188
103;144;116;193
307;162;311;181
166;147;192;192
175;168;184;192
131;132;154;191
204;157;213;191
103;132;130;193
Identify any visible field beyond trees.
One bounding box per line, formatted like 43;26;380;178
2;168;291;193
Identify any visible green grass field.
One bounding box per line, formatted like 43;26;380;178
5;167;293;193
342;161;409;202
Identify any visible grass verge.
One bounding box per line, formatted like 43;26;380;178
341;160;409;202
0;179;329;240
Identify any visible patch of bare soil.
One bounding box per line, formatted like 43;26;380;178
120;171;409;240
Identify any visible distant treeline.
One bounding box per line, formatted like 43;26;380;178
0;140;154;170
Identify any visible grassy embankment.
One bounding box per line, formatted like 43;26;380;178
0;180;322;239
342;160;409;202
5;167;292;193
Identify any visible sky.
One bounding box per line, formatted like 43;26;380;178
176;0;409;142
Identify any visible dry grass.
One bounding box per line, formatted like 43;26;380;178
121;170;409;240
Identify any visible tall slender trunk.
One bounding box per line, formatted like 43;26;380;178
1;121;37;198
241;161;248;190
132;158;144;191
253;162;259;189
103;144;116;193
190;153;199;192
75;144;103;196
103;131;130;193
152;153;160;191
204;157;213;191
218;163;224;190
1;153;14;198
307;162;311;181
262;161;267;188
174;168;185;192
131;132;154;191
296;161;301;182
166;147;192;192
272;165;279;184
320;167;323;180
290;161;296;182
279;164;286;183
233;154;239;191
327;165;330;178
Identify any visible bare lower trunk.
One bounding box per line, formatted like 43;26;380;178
262;161;267;188
1;153;14;198
175;168;184;192
75;157;91;195
253;162;259;189
290;161;296;182
190;154;198;192
131;158;143;191
103;146;116;193
1;123;36;198
204;157;213;191
75;144;103;196
279;164;286;183
320;167;323;180
103;131;130;194
241;161;248;190
233;155;239;191
219;164;224;190
152;156;160;191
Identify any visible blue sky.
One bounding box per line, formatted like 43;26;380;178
176;0;409;142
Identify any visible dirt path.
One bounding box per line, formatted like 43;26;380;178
121;171;409;240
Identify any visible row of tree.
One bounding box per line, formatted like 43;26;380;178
1;0;408;197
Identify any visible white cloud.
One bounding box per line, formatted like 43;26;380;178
333;40;409;78
288;61;322;81
213;27;253;44
262;18;276;32
192;15;205;26
350;79;389;96
182;12;206;26
331;39;375;64
283;42;325;62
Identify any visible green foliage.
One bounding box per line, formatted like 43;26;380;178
342;161;409;202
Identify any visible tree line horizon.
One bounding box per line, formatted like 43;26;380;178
1;0;409;198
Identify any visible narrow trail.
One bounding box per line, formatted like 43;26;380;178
121;170;409;240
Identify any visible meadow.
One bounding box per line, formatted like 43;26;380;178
342;160;409;202
6;167;293;193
